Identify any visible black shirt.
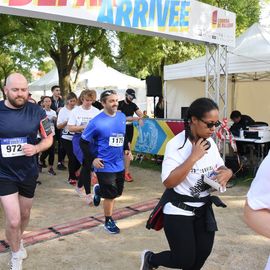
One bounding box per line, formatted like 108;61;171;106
118;100;139;117
230;115;255;136
50;96;64;113
92;101;103;110
0;101;46;181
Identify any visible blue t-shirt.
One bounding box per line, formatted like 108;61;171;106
82;111;126;173
0;101;47;182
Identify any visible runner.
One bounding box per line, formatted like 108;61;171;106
39;96;57;175
0;73;53;270
140;97;232;270
80;90;131;234
244;152;270;270
67;89;100;203
118;88;143;182
50;85;66;170
57;92;81;184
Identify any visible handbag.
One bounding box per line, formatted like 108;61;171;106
146;203;164;231
146;189;214;231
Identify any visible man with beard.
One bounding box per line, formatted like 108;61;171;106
80;90;131;234
118;88;143;182
0;73;53;270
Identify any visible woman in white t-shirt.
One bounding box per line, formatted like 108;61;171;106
140;98;233;270
67;90;100;205
57;92;80;185
39;96;57;176
244;152;270;270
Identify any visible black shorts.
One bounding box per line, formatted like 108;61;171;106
0;177;38;198
96;171;125;199
126;125;134;143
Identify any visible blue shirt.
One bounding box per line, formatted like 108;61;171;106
82;111;126;173
0;101;46;182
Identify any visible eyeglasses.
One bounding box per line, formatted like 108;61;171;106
100;90;116;99
199;119;221;128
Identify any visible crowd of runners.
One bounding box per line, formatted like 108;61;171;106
0;73;269;270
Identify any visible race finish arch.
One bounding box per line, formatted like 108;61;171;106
0;0;236;155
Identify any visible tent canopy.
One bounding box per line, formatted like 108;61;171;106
29;68;58;92
29;57;145;92
164;23;270;81
29;57;149;111
78;57;143;89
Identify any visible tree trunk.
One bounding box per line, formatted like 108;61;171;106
50;44;76;98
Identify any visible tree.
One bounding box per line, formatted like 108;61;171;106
18;18;112;97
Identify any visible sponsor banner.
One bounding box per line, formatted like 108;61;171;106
0;0;235;46
131;119;184;155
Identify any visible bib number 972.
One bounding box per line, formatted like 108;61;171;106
1;137;27;157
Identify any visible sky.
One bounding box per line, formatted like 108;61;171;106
260;0;270;26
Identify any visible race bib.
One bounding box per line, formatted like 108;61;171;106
109;135;124;147
0;137;27;157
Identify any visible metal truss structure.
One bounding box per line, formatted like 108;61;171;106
205;44;228;120
205;44;228;157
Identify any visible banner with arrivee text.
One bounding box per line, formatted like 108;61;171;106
0;0;235;46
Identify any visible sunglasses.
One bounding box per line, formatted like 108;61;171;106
127;94;135;100
100;90;116;99
199;119;221;129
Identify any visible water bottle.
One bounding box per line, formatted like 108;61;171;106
240;128;244;138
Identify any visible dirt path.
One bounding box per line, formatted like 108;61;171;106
0;166;269;269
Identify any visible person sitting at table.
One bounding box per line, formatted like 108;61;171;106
230;110;255;156
230;110;255;137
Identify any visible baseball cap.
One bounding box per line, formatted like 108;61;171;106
126;88;136;99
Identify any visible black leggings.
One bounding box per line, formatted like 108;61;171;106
77;159;91;195
40;138;56;166
61;138;81;180
150;213;215;270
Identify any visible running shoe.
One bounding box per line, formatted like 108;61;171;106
57;163;67;170
124;172;133;182
140;250;155;270
93;184;101;207
68;179;77;186
104;219;120;234
75;186;84;198
20;240;27;260
9;255;23;270
85;194;93;206
48;168;56;176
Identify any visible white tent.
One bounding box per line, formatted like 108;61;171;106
164;23;270;123
29;68;58;95
29;57;149;111
75;57;148;110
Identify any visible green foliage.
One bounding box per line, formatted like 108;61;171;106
38;59;55;74
112;0;260;78
9;17;113;96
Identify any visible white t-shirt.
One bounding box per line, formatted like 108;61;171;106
67;105;100;130
162;131;224;216
247;151;270;210
57;106;75;141
44;109;57;135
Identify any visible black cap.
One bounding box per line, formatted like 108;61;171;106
126;88;136;99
